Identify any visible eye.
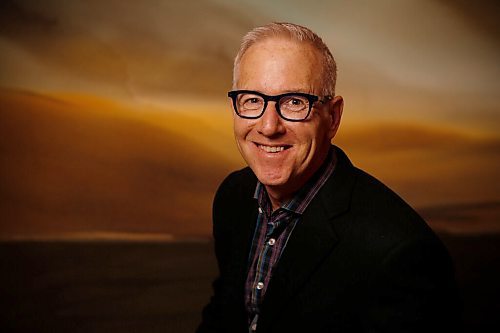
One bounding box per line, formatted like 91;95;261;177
281;96;308;111
239;94;264;110
245;97;260;104
290;98;305;106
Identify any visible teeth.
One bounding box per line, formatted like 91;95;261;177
259;145;285;153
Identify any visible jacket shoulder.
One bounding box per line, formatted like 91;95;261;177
325;147;443;252
212;167;257;230
350;167;430;235
216;167;256;199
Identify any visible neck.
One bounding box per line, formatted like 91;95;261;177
265;187;292;212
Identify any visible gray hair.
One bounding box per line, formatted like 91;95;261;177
232;22;337;97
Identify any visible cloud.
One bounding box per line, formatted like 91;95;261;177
0;0;498;134
0;0;268;99
436;0;500;42
337;122;499;152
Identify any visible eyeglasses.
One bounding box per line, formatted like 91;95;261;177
228;90;332;122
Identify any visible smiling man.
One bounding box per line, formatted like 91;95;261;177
198;22;460;333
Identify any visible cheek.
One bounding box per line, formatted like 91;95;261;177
307;118;331;142
290;124;319;145
233;120;252;142
233;118;244;137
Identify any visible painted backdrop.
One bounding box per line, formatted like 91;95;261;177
1;0;499;239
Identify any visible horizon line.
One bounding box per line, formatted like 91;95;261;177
0;232;212;243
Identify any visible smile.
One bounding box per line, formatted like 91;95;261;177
257;144;290;153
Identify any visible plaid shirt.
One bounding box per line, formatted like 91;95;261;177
245;148;336;331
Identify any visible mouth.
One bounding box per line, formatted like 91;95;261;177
256;143;292;153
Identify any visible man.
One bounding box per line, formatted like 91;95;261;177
198;22;460;333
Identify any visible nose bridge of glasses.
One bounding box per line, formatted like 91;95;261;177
257;100;285;134
251;93;276;116
261;97;281;119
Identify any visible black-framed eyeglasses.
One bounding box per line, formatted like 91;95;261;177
228;90;332;122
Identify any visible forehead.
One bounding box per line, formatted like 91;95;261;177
237;37;323;94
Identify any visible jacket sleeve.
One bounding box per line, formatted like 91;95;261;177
362;235;462;332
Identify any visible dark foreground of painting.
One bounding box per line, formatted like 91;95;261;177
1;234;499;332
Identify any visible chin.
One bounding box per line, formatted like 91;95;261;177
253;167;290;187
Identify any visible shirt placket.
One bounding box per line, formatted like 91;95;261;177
251;215;277;306
249;211;292;332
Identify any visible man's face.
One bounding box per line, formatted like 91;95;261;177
232;37;342;197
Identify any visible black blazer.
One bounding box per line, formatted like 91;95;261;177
198;146;460;333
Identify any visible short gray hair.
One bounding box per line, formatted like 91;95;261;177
233;22;337;97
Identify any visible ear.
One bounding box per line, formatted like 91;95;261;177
327;95;344;139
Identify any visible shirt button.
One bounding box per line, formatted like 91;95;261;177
268;238;276;246
256;282;264;290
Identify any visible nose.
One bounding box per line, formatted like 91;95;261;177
256;101;286;137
